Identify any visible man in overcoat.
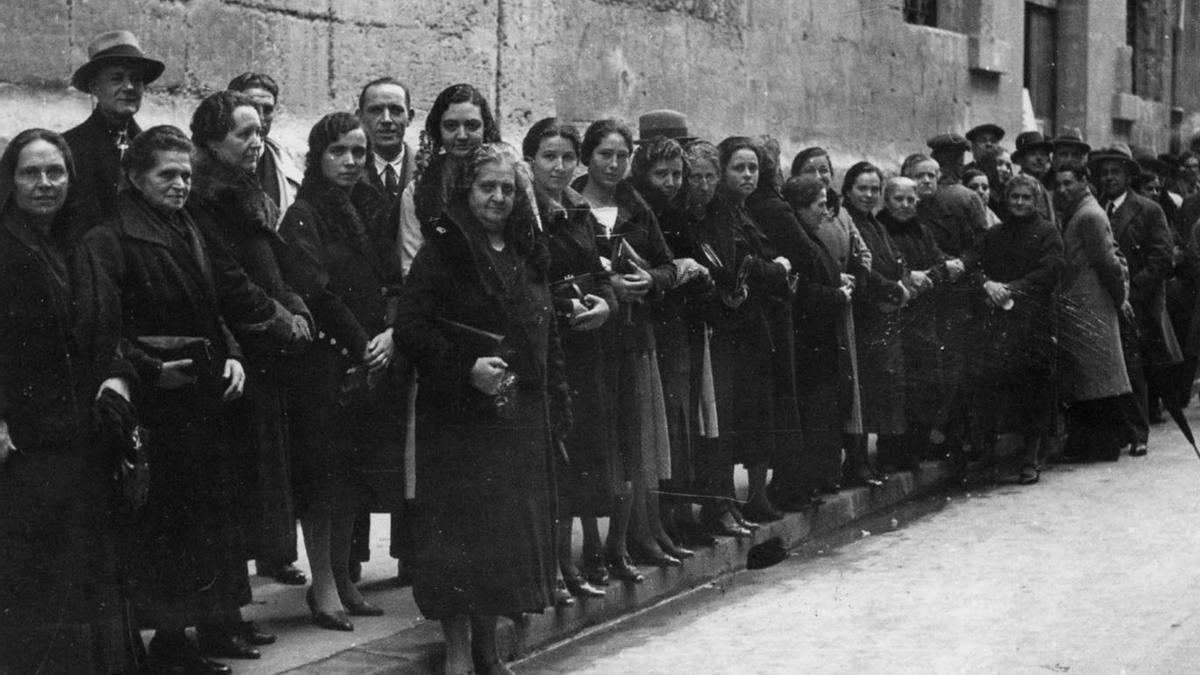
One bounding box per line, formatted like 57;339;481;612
1091;144;1180;457
64;31;164;223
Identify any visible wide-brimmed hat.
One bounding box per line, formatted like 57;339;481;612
966;123;1005;143
1049;128;1091;154
1012;131;1054;162
1088;143;1141;176
1129;145;1169;177
636;109;696;144
71;31;165;92
927;133;970;154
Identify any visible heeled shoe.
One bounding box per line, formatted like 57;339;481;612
604;552;646;582
629;541;682;568
658;538;695;560
240;620;277;646
306;587;354;631
581;553;610;586
729;505;760;531
257;561;308;585
149;633;232;674
703;509;753;539
552;579;576;607
197;625;261;660
562;573;607;598
341;597;385;617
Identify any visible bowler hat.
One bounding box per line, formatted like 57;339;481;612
1088;143;1141;176
71;31;165;92
1049;128;1091;154
636;109;696;144
927;133;970;154
966;123;1005;143
1012;131;1054;161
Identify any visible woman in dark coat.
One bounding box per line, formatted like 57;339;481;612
572;119;679;578
524;117;613;600
395;141;569;675
275;113;402;629
188;91;314;602
0;129;141;674
973;175;1065;482
876;176;962;470
781;176;857;503
87;125;304;672
695;137;793;525
842;162;910;486
745;141;815;516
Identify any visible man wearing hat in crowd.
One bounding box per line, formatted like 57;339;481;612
1050;128;1091;171
1011;131;1058;226
64;30;165;222
923;133;989;261
1091;143;1178;458
965;123;1005;169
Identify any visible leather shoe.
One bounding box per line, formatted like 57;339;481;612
604;552;645;583
581;553;610;586
307;588;354;632
197;627;261;660
703;510;752;539
1130;443;1148;457
149;632;232;674
629;542;682;568
257;562;307;585
729;506;760;531
552;580;576;607
658;539;695;559
563;573;606;598
342;598;385;617
240;621;276;646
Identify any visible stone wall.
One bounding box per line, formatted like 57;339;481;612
0;0;1194;170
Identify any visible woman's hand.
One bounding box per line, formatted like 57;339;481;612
908;270;933;293
612;261;652;303
840;273;857;290
673;258;710;287
365;328;395;373
945;258;965;281
0;419;15;466
983;280;1010;308
470;356;510;395
570;295;611;331
773;256;792;274
222;359;246;402
158;359;197;390
97;377;132;402
292;315;313;346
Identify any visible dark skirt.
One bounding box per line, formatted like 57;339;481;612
765;299;805;466
711;304;777;465
412;392;555;620
559;345;614;517
856;313;907;436
228;362;296;560
654;314;703;492
133;385;251;627
287;347;405;515
0;440;142;674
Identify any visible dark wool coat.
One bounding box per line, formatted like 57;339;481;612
917;183;989;264
189;154;312;557
846;204;907;435
63;109;141;222
87;189;295;626
972;211;1064;434
0;204;140;673
396;199;568;620
544;187;618;515
275;176;406;512
695;191;792;466
1109;189;1182;366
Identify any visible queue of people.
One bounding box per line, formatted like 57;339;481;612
5;28;1200;675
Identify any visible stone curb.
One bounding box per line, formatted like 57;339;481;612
283;462;955;674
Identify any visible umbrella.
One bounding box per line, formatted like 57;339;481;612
1166;406;1200;461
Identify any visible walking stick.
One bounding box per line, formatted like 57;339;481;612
1166;406;1200;460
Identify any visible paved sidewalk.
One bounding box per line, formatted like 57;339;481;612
214;460;959;674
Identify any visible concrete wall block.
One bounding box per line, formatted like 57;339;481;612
189;0;331;111
0;0;71;86
968;35;1011;74
70;0;190;90
1113;92;1141;122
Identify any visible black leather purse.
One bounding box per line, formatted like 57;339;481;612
133;336;218;378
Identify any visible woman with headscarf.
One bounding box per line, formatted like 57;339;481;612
0;129;141;673
395;142;568;675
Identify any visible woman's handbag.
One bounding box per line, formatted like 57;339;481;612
132;335;218;379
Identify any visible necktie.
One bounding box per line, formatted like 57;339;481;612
383;164;399;198
1106;201;1116;218
115;129;130;160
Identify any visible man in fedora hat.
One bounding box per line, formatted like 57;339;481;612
965;123;1004;167
921;134;989;258
63;31;165;221
1009;131;1057;225
1091;143;1178;458
1050;128;1091;171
